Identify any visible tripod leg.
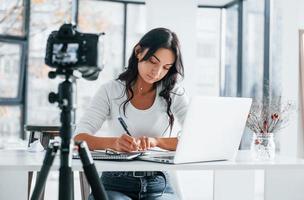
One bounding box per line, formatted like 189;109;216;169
58;162;74;200
59;142;74;200
31;142;59;200
76;141;108;200
35;172;46;200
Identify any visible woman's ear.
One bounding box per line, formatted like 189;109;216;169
135;45;148;61
134;45;142;58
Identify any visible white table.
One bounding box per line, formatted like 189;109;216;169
0;149;304;200
1;149;304;171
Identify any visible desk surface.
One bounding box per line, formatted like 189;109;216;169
1;149;304;171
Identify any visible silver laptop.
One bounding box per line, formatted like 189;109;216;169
139;96;252;164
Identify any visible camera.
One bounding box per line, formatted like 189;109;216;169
45;23;103;80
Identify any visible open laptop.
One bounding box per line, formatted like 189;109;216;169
138;96;252;164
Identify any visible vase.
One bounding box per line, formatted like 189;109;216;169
251;133;275;161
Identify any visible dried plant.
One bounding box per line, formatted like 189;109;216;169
246;97;295;134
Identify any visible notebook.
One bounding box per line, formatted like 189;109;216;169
72;148;172;161
73;149;143;161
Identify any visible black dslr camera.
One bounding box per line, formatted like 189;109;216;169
45;23;103;80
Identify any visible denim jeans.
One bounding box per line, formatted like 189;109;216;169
88;171;179;200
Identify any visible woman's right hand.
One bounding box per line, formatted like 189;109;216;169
112;134;140;152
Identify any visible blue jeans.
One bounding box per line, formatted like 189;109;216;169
88;171;179;200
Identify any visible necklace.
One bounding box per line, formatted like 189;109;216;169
135;85;154;96
138;87;149;96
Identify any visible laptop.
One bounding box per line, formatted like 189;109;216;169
138;96;252;164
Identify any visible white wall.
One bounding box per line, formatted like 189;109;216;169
297;0;304;159
278;0;304;158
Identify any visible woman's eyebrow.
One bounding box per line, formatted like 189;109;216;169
152;55;160;62
152;55;174;65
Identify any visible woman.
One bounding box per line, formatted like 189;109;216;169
75;27;188;200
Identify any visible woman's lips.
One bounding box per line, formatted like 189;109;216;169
147;75;154;80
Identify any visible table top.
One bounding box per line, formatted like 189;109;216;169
1;149;304;171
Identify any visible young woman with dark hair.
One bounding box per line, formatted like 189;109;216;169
75;27;188;200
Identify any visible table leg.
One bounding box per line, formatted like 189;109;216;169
28;171;33;200
79;171;90;200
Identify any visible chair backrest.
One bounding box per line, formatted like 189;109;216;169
24;125;60;149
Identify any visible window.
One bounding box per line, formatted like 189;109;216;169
242;0;265;101
0;106;21;141
77;0;124;120
198;1;271;149
0;43;22;98
223;4;239;97
0;0;24;36
196;8;222;96
240;0;266;149
125;3;146;65
27;0;72;125
0;0;27;139
270;0;282;98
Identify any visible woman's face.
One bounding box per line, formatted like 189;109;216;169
136;47;175;84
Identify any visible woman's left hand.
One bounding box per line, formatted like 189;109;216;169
137;136;158;151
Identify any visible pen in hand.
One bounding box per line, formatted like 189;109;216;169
118;117;132;136
118;117;142;151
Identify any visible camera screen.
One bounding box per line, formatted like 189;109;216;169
52;43;79;65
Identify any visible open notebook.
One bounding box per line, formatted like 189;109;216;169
72;148;172;161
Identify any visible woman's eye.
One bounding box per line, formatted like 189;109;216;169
149;58;157;64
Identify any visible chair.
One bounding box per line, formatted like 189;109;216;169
25;125;59;200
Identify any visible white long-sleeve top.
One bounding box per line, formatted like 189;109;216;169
75;79;189;138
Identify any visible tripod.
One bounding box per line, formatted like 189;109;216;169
30;69;108;200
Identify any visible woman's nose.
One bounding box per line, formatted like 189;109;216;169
151;66;162;76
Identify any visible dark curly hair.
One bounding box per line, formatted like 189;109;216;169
117;27;184;133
